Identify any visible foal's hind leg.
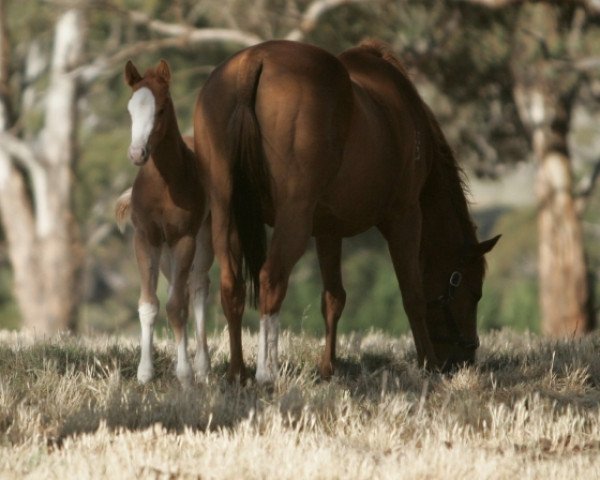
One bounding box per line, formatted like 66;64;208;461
316;235;346;379
379;207;440;370
190;217;214;379
134;233;161;384
256;204;314;384
165;235;197;387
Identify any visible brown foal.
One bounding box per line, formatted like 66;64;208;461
120;60;213;386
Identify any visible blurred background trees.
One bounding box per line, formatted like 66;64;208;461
0;0;599;339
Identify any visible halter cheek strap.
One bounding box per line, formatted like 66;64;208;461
427;269;480;351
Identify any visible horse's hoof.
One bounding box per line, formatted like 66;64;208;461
137;365;154;384
227;365;248;385
319;362;334;381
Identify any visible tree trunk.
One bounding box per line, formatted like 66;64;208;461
514;84;591;337
510;3;592;337
533;130;590;337
32;9;85;334
0;7;84;335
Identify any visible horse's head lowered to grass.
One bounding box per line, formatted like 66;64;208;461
425;236;501;372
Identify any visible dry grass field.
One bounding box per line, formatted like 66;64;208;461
0;328;599;479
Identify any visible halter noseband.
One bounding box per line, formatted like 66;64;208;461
427;268;480;351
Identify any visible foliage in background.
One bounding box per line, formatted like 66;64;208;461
1;0;600;337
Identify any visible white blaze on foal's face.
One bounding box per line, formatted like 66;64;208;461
127;87;156;165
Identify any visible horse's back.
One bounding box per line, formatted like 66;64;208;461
195;41;353;209
310;44;430;235
195;40;429;237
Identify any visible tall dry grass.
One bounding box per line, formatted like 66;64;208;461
0;328;599;479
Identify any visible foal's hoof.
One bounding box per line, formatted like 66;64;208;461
255;364;278;385
137;364;154;384
193;352;211;381
176;362;194;388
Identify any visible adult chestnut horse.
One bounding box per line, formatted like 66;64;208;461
194;40;499;383
122;60;213;386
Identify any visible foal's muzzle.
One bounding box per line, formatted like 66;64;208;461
128;144;150;166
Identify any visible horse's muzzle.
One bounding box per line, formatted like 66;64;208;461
128;145;150;166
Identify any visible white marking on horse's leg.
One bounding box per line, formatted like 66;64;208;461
127;87;155;162
192;221;213;379
137;302;158;384
165;251;194;388
175;327;193;388
256;313;279;384
192;274;211;378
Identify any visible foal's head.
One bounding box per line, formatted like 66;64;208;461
426;235;501;373
124;59;173;166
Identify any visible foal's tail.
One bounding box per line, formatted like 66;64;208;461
114;187;133;233
228;54;270;307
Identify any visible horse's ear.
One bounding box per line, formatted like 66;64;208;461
156;59;171;84
125;60;142;87
468;235;501;258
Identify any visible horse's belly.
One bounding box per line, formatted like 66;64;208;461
313;169;396;237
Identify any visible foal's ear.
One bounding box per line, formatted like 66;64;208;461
469;235;501;258
125;60;142;87
156;59;171;84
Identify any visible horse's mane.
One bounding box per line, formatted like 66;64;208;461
357;39;478;244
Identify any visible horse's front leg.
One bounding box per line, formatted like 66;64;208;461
379;206;440;370
134;232;161;384
166;235;197;387
190;217;214;380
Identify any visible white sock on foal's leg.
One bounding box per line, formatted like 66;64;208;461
175;329;193;387
192;275;211;379
256;313;279;384
137;302;158;384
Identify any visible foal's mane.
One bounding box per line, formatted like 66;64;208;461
357;40;478;244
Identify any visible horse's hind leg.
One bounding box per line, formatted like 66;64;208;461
190;216;214;380
316;235;346;379
379;206;440;370
165;235;196;387
256;204;314;384
134;232;161;384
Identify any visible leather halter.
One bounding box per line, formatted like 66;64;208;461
427;268;480;351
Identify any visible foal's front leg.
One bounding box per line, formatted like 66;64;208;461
166;235;196;387
134;232;161;384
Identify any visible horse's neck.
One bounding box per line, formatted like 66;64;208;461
420;174;475;272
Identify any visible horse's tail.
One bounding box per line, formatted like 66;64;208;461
228;53;270;307
114;187;133;233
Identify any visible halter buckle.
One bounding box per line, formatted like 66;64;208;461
449;271;462;288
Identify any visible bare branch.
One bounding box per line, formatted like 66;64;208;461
575;158;600;214
125;9;263;46
451;0;600;15
0;132;43;172
286;0;374;41
75;9;263;84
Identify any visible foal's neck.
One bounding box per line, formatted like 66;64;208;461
149;111;194;183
